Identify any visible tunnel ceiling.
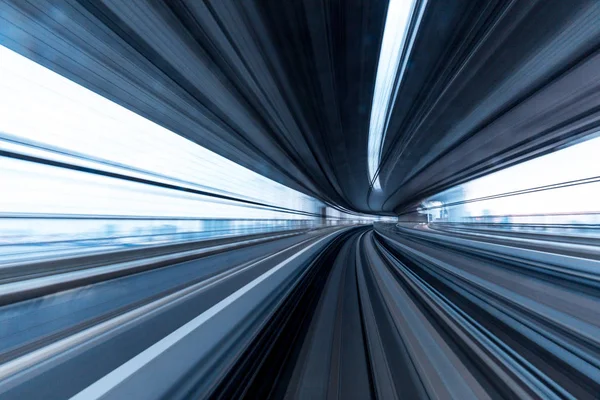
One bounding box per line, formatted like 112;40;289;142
3;0;600;214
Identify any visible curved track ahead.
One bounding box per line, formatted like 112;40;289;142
0;225;599;399
230;226;600;399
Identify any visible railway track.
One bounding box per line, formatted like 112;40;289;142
0;224;599;399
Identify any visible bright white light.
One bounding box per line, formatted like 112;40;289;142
426;135;600;220
0;45;381;260
368;0;423;190
0;45;317;217
461;136;600;216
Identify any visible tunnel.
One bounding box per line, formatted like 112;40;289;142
1;0;600;399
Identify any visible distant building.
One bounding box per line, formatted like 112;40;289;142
426;186;467;222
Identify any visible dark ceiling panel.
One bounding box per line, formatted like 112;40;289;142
378;0;600;212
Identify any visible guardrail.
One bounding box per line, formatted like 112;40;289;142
0;227;320;305
432;224;600;240
0;215;319;265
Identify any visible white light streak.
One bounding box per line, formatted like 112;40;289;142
367;0;424;190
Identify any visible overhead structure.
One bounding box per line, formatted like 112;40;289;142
2;0;600;214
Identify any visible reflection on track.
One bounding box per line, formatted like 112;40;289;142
0;224;599;399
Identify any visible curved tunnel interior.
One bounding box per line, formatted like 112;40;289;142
1;0;600;399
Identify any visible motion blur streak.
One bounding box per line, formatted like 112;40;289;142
367;0;422;191
0;0;600;399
